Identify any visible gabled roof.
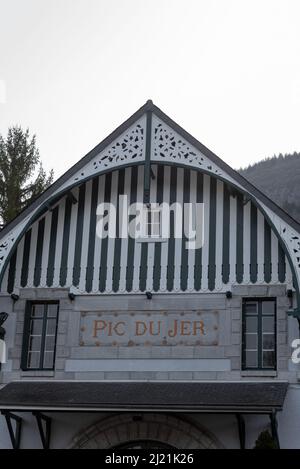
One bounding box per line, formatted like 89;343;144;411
1;99;300;240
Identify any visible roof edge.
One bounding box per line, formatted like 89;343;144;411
0;100;153;239
1;99;299;239
150;103;300;233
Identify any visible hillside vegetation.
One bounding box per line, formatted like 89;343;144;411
238;152;300;223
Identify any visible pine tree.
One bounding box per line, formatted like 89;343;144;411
0;126;53;225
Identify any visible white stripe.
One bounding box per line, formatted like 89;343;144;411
187;171;197;291
132;166;144;292
160;165;171;292
173;167;184;291
78;181;92;291
271;230;279;283
26;222;38;287
215;180;224;290
229;194;237;284
53;199;66;287
1;262;9;292
13;236;25;289
92;176;105;293
40;212;52;287
286;257;293;287
201;174;210;291
118;168;131;293
105;171;119;293
243;202;251;284
66;187;79;287
257;209;265;283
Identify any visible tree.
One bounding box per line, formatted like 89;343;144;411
253;430;277;449
0;126;53;225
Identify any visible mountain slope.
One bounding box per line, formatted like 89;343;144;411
238;152;300;223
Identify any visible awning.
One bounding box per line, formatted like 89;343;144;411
0;381;288;413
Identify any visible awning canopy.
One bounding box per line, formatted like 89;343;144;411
0;381;288;414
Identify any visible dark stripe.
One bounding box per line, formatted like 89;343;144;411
167;167;177;292
153;165;164;292
208;177;216;291
194;172;203;291
85;177;99;292
222;184;230;284
7;249;17;293
264;220;272;283
126;167;138;292
236;193;244;283
278;241;286;283
21;230;31;287
143;110;152;204
73;184;86;286
60;197;73;286
99;173;112;292
140;164;149;292
46;206;59;287
34;217;45;287
180;169;190;291
250;203;258;283
112;169;125;292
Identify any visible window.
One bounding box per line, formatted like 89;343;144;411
143;206;161;239
21;302;59;371
242;298;276;370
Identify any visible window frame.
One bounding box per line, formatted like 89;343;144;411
21;301;59;371
242;297;277;371
142;206;162;240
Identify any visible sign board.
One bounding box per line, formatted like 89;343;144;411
79;311;219;347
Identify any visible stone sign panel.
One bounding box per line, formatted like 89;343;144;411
79;311;219;347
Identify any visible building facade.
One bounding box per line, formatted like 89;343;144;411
0;101;299;449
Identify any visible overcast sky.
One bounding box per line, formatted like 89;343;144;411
1;0;300;180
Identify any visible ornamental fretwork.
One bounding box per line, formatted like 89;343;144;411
151;115;228;180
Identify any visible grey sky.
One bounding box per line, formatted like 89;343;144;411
1;0;300;180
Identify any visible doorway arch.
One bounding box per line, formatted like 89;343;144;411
69;413;224;449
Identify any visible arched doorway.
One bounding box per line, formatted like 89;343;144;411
69;414;223;449
114;440;175;449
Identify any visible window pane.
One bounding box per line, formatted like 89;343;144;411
246;317;258;333
152;222;160;237
245;333;257;349
23;301;59;371
245;302;258;315
262;316;274;333
46;319;57;335
47;304;58;318
245;350;258;368
262;301;275;315
263;334;275;350
29;336;41;352
30;319;43;335
32;304;44;318
45;335;55;352
27;351;40;368
43;351;54;369
263;351;275;368
152;210;160;223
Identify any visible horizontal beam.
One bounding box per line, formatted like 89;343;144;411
0;406;284;414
